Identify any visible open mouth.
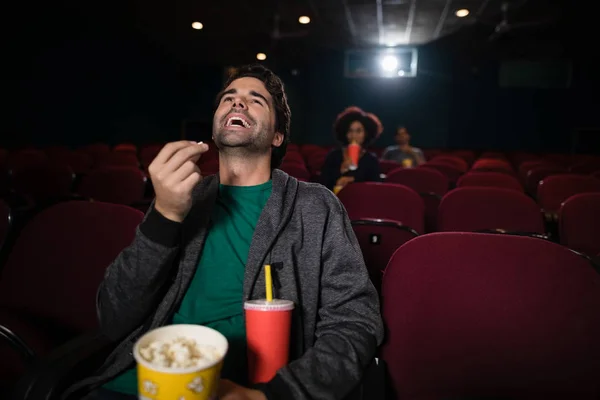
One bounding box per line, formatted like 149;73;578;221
225;114;252;129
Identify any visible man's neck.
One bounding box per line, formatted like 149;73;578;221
218;153;272;186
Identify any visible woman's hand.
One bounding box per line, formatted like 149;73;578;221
335;176;355;188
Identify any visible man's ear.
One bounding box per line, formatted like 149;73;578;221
272;132;284;147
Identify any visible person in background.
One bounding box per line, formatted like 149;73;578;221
320;106;383;192
382;126;426;167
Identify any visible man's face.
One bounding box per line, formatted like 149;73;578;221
396;128;410;145
213;77;282;154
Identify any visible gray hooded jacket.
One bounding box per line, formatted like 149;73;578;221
69;169;383;399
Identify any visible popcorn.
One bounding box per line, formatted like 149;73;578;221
138;336;219;369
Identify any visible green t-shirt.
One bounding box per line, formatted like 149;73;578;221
103;181;272;395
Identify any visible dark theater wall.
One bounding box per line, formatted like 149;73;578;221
4;1;592;154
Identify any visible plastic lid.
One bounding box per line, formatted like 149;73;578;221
244;299;295;311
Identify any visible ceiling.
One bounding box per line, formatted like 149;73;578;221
7;0;571;67
124;0;568;64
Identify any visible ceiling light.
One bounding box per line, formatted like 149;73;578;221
455;9;470;17
256;53;267;61
299;16;311;24
381;55;398;72
191;22;203;30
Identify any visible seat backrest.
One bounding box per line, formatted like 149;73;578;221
559;193;600;256
95;151;139;168
0;201;144;332
0;200;9;251
525;166;566;196
338;182;424;234
11;161;74;203
379;160;403;174
419;163;463;185
382;232;600;398
438;187;544;234
471;158;514;174
351;218;419;293
430;155;468;172
78;166;146;205
386;167;449;195
538;174;600;214
457;172;523;192
570;159;600;174
279;165;310;181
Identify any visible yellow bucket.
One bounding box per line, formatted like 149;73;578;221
134;324;228;400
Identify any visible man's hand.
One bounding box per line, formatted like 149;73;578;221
148;141;209;222
218;379;267;400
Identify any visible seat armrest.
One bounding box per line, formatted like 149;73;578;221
345;358;386;400
12;331;116;400
0;323;35;363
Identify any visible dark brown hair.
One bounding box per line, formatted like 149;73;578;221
217;64;291;169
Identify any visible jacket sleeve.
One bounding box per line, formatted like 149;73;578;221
367;154;382;182
97;205;182;341
260;202;384;400
320;150;342;190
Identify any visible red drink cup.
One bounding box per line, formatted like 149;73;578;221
347;143;360;170
244;299;294;383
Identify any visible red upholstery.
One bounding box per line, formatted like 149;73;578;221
8;150;47;170
559;193;600;256
338;182;424;234
457;171;523;192
306;152;328;174
0;201;143;380
44;146;71;159
420;163;463;185
351;219;418;293
279;164;310;181
471;158;514;174
0;200;9;250
56;151;94;175
300;144;327;160
282;151;305;165
525;166;565;196
379;160;402;174
386;168;448;233
113;143;137;153
439;187;544;234
78;166;146;205
450;150;476;165
430;155;468;172
382;232;600;398
95;151;139;168
518;160;555;181
538;174;600;214
140;144;164;168
79;143;110;164
11;161;74;203
570;159;600;174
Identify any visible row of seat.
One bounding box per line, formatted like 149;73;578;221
1;201;599;397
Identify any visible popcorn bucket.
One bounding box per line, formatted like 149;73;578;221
134;324;228;400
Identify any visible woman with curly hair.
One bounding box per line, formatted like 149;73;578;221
320;106;383;192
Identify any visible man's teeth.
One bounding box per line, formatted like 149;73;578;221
226;117;250;128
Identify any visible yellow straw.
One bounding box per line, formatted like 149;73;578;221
265;264;273;302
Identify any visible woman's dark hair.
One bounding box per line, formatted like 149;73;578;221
333;106;383;146
216;64;291;169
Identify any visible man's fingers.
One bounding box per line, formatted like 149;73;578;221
176;169;202;194
165;160;198;187
162;143;209;174
151;141;196;166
